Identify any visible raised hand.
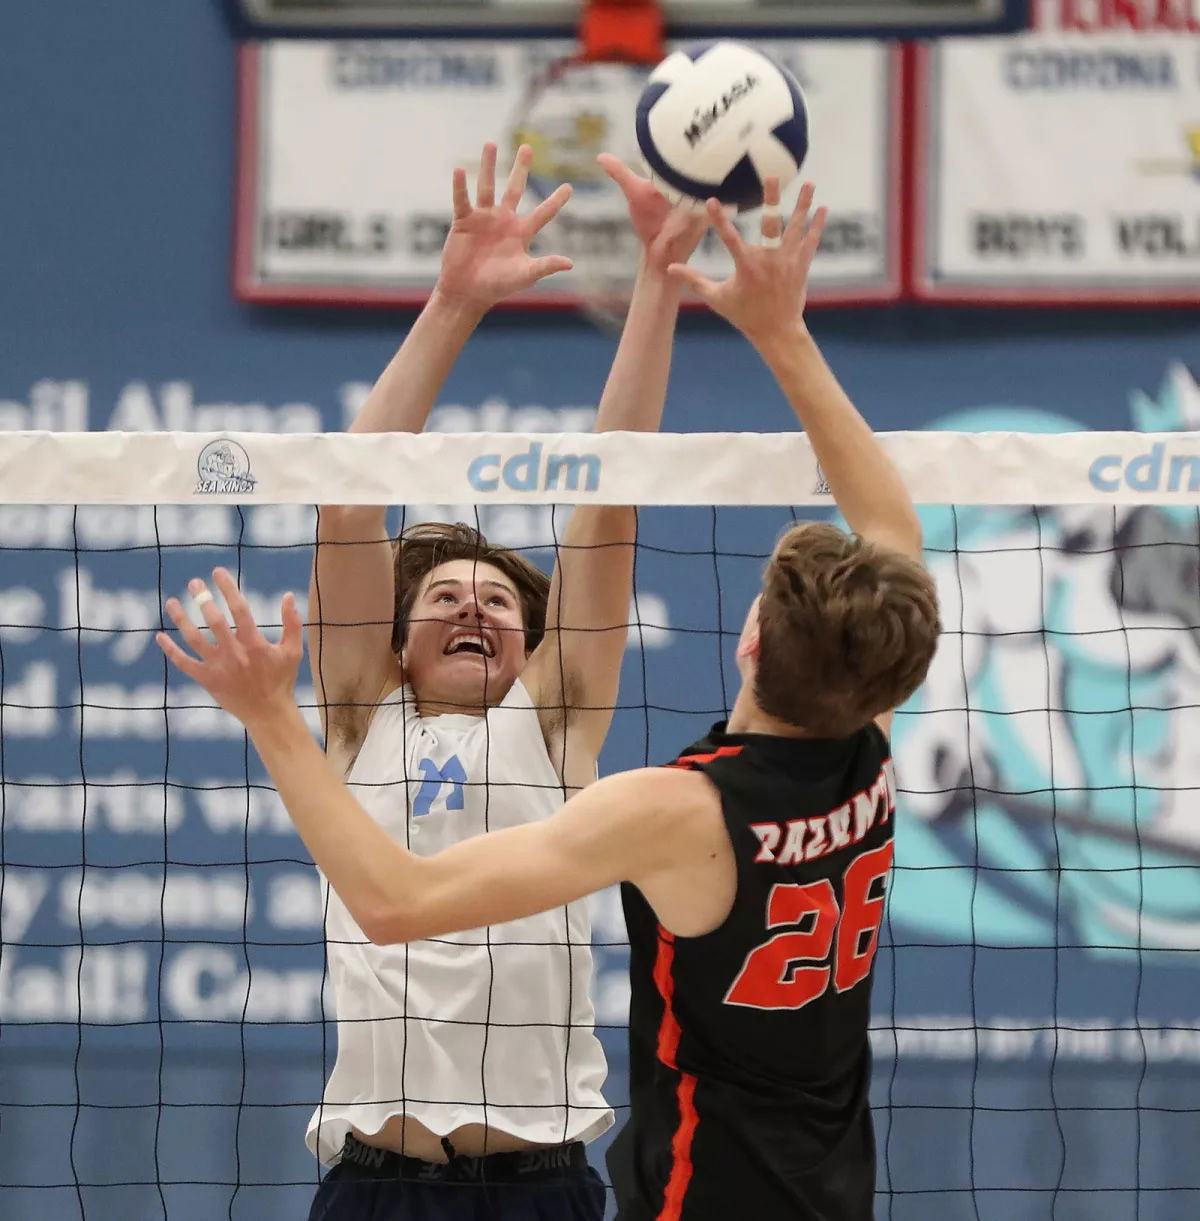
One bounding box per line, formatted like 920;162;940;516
597;154;709;273
666;178;827;346
434;143;574;312
157;568;305;729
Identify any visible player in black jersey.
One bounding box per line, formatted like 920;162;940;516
158;177;941;1221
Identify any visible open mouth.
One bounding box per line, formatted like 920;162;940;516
443;633;495;659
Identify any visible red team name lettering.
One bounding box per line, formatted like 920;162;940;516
1052;0;1200;31
749;759;895;866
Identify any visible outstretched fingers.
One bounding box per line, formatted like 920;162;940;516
783;182;817;250
156;628;203;679
501;143;533;211
280;591;305;661
526;182;573;233
476;142;498;209
760;177;783;249
596;152;641;197
706;198;747;261
526;254;575;284
188;578;238;651
157;586;224;680
211;567;262;642
162;595;213;661
797;206;829;269
451;167;471;220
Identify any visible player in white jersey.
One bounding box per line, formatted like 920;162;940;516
294;144;707;1218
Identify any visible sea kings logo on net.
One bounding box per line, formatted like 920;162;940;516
195;439;257;495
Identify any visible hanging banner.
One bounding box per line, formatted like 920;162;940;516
236;38;902;308
914;0;1200;303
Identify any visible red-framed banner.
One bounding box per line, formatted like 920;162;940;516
233;38;906;310
910;0;1200;306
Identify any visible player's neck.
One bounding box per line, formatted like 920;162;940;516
725;689;813;739
413;685;507;719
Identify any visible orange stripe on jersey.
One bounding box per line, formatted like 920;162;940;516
653;927;700;1218
653;926;681;1067
659;1072;700;1220
667;744;744;770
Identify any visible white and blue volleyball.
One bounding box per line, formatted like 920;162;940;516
635;41;809;212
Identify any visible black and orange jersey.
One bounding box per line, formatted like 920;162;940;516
607;722;894;1221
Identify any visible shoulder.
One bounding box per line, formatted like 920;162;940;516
603;769;731;904
594;766;721;836
550;767;722;875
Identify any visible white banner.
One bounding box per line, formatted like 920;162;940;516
5;426;1200;505
236;38;901;306
916;0;1200;302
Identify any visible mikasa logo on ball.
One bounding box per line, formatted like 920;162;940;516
636;41;808;213
684;74;760;148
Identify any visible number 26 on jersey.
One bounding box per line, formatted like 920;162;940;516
725;842;893;1011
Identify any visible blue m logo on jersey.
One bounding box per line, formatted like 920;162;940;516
413;754;468;818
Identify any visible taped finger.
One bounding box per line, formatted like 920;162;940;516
189;580;236;647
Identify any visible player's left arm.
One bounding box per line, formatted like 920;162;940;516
156;569;704;941
523;160;708;762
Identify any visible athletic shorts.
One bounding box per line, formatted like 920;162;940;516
307;1133;607;1221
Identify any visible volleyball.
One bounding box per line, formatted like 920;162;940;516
635;41;809;213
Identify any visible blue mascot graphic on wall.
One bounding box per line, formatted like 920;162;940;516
890;364;1200;960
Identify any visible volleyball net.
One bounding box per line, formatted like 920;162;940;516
2;428;1199;1220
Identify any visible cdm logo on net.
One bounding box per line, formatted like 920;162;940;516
467;442;601;494
1089;442;1200;494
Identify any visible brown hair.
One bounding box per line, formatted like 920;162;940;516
754;522;940;736
390;522;550;655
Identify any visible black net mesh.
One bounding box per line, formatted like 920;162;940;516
1;492;1198;1220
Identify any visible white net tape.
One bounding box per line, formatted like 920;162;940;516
1;429;1196;505
4;428;1200;1217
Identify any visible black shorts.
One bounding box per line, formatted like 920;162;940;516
308;1133;607;1221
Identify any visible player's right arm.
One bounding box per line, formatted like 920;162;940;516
310;144;573;762
670;180;925;735
668;180;923;565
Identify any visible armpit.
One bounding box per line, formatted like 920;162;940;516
534;664;584;739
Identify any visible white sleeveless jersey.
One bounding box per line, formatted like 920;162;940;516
306;680;612;1165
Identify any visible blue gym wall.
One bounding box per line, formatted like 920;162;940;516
2;3;1198;1220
